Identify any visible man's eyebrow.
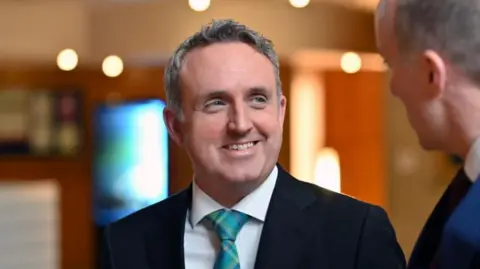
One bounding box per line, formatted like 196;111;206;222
201;87;272;96
248;86;271;95
198;90;229;101
195;86;273;104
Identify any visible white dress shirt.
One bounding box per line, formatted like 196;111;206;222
464;137;480;182
184;166;278;269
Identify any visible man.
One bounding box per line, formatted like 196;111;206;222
101;19;405;269
375;0;480;268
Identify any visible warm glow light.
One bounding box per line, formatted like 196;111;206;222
56;49;78;71
340;52;362;74
189;0;210;11
314;147;341;193
102;55;124;78
289;0;310;8
290;72;324;183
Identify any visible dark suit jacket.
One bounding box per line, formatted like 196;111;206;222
101;165;406;269
439;173;480;269
409;169;480;269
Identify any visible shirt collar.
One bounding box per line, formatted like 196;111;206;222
464;137;480;182
189;165;278;227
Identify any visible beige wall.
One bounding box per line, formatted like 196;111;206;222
89;1;376;61
0;1;91;63
0;1;376;63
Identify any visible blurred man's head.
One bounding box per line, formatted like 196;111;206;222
163;19;286;205
375;0;480;156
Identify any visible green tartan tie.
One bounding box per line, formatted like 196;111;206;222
205;209;249;269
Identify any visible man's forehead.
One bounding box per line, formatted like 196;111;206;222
375;0;396;51
376;0;388;20
375;0;392;33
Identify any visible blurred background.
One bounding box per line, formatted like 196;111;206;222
0;0;461;268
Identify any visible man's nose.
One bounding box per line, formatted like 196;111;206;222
227;104;253;135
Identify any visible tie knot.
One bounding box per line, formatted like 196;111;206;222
205;209;249;241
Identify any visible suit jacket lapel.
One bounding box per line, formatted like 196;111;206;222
254;165;318;269
439;175;480;268
409;169;471;268
144;187;191;269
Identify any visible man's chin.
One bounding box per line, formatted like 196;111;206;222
223;172;262;184
215;158;274;185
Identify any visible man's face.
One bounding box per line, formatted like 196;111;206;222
375;0;447;149
166;42;286;185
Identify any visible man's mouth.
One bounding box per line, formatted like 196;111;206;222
223;141;259;151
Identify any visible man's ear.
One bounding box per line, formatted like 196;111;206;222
423;50;447;98
163;107;184;147
279;95;287;128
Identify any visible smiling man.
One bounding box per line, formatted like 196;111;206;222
100;19;406;269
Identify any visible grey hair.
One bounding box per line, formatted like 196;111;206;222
394;0;480;84
164;19;282;116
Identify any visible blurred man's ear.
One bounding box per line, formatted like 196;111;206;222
424;50;447;98
163;107;184;147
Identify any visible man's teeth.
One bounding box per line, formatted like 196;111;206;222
228;142;255;150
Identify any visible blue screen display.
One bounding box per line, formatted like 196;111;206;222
93;99;169;226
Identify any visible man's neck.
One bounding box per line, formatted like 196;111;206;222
444;86;480;159
450;134;474;160
445;123;480;160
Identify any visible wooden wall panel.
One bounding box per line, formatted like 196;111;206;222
278;63;292;170
0;62;292;269
324;71;387;209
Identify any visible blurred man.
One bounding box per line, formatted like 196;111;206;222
375;0;480;268
101;19;405;269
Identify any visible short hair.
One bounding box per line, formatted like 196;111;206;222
164;19;282;116
394;0;480;84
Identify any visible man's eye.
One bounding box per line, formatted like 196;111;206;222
252;96;267;103
250;96;268;109
206;99;225;107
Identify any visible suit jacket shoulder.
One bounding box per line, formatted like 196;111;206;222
257;166;406;269
277;168;393;235
108;189;190;233
101;189;190;269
